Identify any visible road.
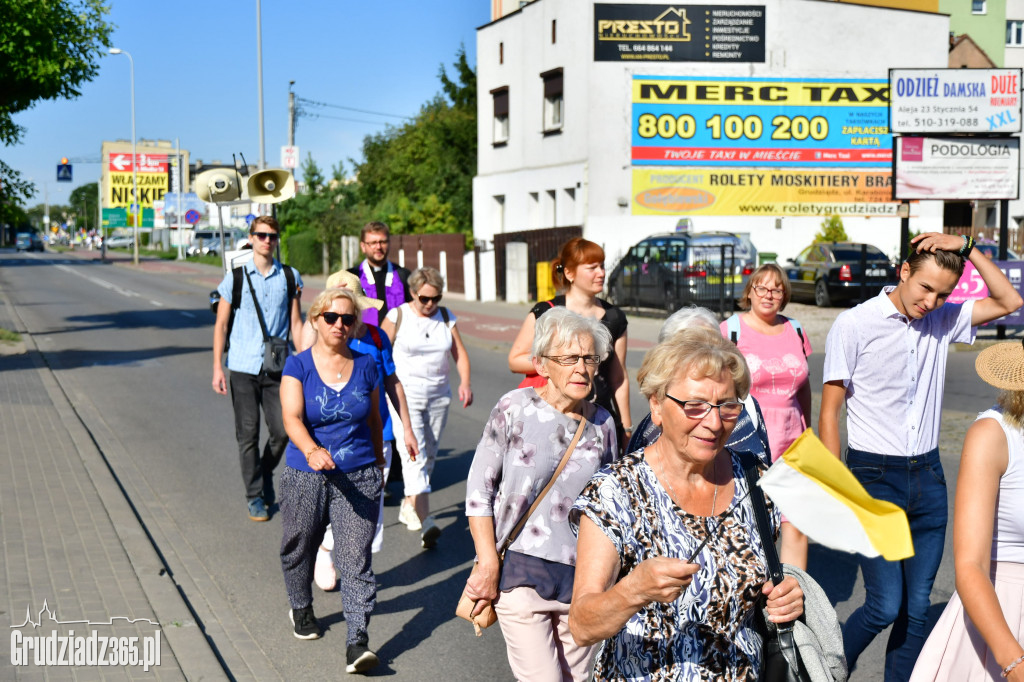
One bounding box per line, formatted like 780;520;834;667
0;248;1007;680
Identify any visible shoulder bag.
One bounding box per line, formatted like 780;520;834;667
739;452;848;682
456;405;590;636
243;267;291;374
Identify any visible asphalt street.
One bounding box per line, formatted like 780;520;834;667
0;247;1010;681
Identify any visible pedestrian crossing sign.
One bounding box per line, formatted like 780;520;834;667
57;163;72;182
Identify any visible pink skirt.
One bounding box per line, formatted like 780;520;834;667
910;560;1024;681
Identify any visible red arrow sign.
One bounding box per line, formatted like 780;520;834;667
110;154;131;171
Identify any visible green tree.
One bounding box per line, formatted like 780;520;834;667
69;182;99;231
814;215;848;243
0;0;114;145
353;46;476;237
0;0;114;240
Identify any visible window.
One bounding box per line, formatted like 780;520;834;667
973;0;986;14
1009;20;1024;46
552;19;557;44
541;68;563;133
491;87;509;145
499;41;504;64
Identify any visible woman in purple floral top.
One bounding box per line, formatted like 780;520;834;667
465;307;618;681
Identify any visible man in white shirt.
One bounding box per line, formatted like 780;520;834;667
820;232;1022;682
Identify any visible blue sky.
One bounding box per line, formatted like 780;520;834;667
6;1;491;207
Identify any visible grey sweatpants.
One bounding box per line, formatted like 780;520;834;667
279;464;382;644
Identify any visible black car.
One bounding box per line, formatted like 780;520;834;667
607;231;756;312
786;242;896;307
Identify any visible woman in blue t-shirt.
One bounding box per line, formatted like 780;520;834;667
280;287;385;674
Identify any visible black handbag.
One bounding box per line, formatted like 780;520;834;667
243;267;290;374
740;453;812;682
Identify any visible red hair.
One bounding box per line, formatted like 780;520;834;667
552;237;604;291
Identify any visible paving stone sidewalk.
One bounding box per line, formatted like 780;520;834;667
0;286;222;680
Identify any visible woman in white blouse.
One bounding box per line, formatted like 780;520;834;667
381;266;472;549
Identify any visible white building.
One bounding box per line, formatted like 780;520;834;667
473;0;950;287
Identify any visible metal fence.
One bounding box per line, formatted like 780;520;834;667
493;226;582;301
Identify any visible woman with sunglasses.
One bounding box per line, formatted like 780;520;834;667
569;327;803;681
279;287;385;673
382;266;472;549
721;263;812;569
508;237;631;448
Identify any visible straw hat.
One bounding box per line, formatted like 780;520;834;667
976;340;1024;391
324;270;383;311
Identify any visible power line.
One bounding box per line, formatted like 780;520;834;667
302;112;401;127
296;96;412;121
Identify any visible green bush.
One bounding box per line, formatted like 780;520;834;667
283;229;321;274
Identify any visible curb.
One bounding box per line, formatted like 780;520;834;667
0;287;226;681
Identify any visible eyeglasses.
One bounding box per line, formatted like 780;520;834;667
665;395;743;421
752;285;784;299
252;232;280;242
321;312;357;327
362;240;389;248
418;294;442;305
544;354;602;367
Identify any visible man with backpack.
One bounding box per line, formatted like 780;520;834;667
348;221;411;327
212;216;304;522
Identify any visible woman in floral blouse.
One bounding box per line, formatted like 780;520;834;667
464;307;618;681
569;328;804;681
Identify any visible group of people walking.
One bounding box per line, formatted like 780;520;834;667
212;220;1024;681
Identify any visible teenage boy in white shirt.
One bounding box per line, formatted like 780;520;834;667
820;232;1022;682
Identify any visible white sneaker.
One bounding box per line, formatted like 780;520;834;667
313;547;337;591
399;500;421;531
420;517;441;549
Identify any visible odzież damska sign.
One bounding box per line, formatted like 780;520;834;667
889;68;1022;134
594;4;765;62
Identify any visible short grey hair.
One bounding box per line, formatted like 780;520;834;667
531;306;612;367
638;327;750;401
659;306;720;342
409;266;444;293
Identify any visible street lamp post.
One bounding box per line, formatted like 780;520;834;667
109;47;139;265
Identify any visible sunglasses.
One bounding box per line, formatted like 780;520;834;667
418;294;442;305
251;231;280;242
321;312;357;327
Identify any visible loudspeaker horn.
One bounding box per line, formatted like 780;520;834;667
247;169;295;204
195;168;243;203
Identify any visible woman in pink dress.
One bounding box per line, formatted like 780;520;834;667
910;342;1024;682
721;263;812;568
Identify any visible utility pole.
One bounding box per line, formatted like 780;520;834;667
256;0;266;170
288;80;296;178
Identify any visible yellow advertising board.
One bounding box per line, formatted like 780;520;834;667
107;171;169;208
632;168;901;216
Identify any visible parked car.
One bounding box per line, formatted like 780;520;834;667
105;234;135;249
15;232;44;252
607;231;757;312
785;241;897;307
187;230;246;258
974;239;1021;260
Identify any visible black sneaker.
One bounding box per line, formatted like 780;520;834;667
345;642;380;674
289;607;321;640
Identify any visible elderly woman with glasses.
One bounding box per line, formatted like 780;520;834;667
569;327;803;681
279;287;384;673
382;266;472;549
721;263;812;568
464;307;618;681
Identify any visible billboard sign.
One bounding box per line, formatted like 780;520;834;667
949;260;1024;326
889;68;1022;134
894;136;1020;200
631;76;891;167
632;168;899;216
594;4;765;62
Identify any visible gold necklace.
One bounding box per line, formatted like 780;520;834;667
657;447;719;517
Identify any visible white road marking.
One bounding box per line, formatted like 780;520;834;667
54;264;145;302
149;300;164;307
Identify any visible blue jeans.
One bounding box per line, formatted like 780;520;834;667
841;448;948;682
